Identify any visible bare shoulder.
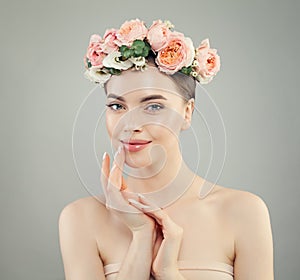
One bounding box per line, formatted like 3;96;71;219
224;186;269;215
58;196;109;279
59;195;106;216
213;185;274;277
214;184;268;207
58;195;107;233
213;185;272;231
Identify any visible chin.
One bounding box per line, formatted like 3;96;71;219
124;150;154;169
124;147;168;176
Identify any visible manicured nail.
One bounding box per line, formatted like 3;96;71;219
138;193;146;199
128;198;138;204
128;198;150;208
102;152;107;160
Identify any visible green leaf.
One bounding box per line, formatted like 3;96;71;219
141;47;150;57
180;66;193;75
123;49;133;59
144;40;151;49
132;39;145;49
120;45;132;59
107;67;121;75
86;58;92;68
134;47;144;56
119;45;128;53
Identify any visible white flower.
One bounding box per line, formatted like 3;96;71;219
192;60;199;67
196;74;214;85
129;56;146;69
84;68;111;86
164;20;174;29
191;71;198;77
103;51;133;70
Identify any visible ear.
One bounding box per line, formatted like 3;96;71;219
181;98;195;130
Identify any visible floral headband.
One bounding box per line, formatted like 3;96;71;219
84;19;220;86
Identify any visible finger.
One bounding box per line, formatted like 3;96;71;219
106;146;132;210
128;196;165;226
101;152;113;209
120;176;127;191
137;194;163;212
109;145;125;190
136;194;169;227
100;152;110;197
128;198;151;209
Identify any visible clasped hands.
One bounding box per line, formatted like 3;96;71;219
101;145;184;280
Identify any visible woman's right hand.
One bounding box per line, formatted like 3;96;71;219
101;145;156;233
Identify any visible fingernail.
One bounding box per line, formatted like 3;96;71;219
102;152;107;160
128;198;150;208
138;193;146;199
128;198;138;204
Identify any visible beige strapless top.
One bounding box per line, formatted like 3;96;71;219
103;260;234;279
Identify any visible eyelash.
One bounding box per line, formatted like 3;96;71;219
105;103;124;111
105;103;165;113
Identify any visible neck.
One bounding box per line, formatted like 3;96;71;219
124;151;197;208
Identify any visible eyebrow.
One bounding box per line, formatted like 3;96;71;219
107;93;167;103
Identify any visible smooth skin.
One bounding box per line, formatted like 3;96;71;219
101;145;185;279
59;69;274;279
59;150;274;279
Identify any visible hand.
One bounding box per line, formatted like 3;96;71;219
100;145;156;233
128;194;184;279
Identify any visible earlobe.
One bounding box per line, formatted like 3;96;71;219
181;119;191;130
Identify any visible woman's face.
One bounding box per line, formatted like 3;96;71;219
105;67;194;169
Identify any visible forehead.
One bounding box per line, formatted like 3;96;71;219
105;66;180;97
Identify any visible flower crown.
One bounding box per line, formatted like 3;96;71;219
84;19;220;86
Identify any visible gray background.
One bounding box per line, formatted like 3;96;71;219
0;0;299;279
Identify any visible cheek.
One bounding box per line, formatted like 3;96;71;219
105;112;116;138
151;109;185;136
146;124;178;144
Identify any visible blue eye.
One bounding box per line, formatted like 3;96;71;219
145;103;164;113
106;103;124;111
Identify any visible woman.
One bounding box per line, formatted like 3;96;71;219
59;19;274;279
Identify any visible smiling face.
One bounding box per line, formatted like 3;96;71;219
105;66;194;169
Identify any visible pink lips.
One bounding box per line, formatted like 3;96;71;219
121;139;152;152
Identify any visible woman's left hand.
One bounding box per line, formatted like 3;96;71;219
128;194;184;280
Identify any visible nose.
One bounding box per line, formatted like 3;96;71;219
122;109;143;133
123;124;143;133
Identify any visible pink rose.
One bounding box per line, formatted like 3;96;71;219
194;39;220;83
115;19;148;47
101;28;118;53
147;20;171;52
155;31;195;75
86;34;107;67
